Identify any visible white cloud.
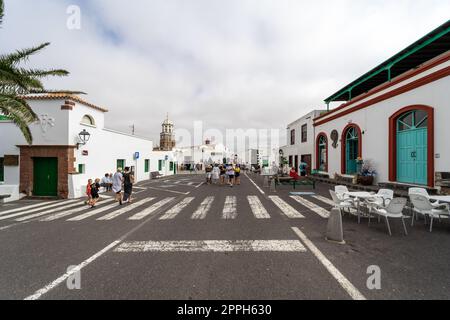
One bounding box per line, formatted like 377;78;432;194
1;0;449;148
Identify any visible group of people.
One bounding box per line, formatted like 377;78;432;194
85;167;135;208
205;163;241;187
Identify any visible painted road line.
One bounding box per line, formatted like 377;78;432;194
195;182;205;188
44;201;119;221
222;196;237;220
291;196;329;218
244;172;265;195
269;196;305;219
247;196;270;219
159;197;195;220
291;227;366;300
128;197;176;220
16;199;113;221
24;190;173;300
0;200;60;216
114;240;307;253
312;195;335;207
14;201;87;221
147;186;189;195
191;196;215;219
24;240;122;300
95;198;155;221
36;199;116;222
0;200;78;221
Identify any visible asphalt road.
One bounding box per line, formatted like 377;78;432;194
0;173;449;300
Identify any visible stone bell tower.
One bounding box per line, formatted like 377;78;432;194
158;114;175;151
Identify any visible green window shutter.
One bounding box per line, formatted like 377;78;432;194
117;159;125;170
78;164;85;174
169;162;174;171
158;160;163;171
0;158;4;182
145;160;150;173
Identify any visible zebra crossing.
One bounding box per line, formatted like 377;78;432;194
0;194;335;224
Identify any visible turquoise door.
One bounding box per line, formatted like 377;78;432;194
396;110;428;185
345;127;359;174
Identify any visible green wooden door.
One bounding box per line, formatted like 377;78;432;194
33;157;58;196
397;110;428;185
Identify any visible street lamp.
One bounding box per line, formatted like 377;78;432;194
77;129;91;149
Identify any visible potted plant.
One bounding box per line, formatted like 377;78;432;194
358;159;377;185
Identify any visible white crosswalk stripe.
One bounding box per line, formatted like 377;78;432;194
191;196;214;220
290;196;330;218
0;200;60;217
159;197;195;220
247;196;270;219
115;240;307;253
269;196;305;218
312;195;335;207
128;197;175;220
14;201;87;221
37;199;115;222
0;200;78;221
222;196;237;219
95;198;155;221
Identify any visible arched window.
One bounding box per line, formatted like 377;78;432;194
81;115;95;126
316;133;328;172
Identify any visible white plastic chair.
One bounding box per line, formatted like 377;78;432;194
365;189;394;217
409;188;443;225
335;185;354;202
330;190;354;215
370;198;408;236
409;194;450;232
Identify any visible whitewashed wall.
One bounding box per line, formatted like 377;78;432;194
314;72;450;185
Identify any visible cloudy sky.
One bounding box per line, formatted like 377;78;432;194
1;0;449;149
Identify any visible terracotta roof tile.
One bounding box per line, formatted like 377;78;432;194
22;94;109;113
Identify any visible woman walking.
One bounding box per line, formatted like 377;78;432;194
122;167;135;204
226;164;235;187
234;164;241;185
219;165;226;185
112;168;124;205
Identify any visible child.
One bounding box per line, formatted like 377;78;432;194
90;178;101;208
86;179;93;206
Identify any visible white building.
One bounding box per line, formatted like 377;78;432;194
312;21;450;189
0;94;173;202
174;139;233;169
280;110;326;174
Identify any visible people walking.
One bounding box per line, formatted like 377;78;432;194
122;167;135;204
212;164;220;184
85;179;93;206
219;165;226;185
112;167;124;205
226;164;235;187
234;164;241;185
90;178;101;208
205;164;213;184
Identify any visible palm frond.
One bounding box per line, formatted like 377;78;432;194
0;94;37;144
0;0;4;26
0;42;51;65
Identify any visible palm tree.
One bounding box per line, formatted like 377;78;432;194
0;0;71;144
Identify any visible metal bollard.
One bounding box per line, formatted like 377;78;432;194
326;208;345;244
